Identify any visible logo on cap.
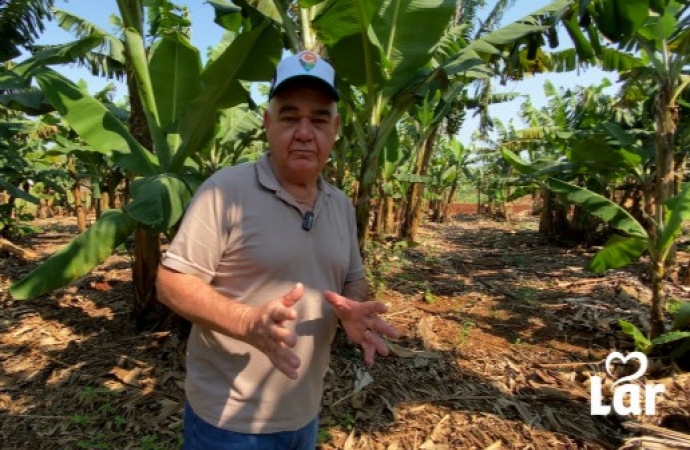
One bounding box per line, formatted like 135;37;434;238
299;52;318;72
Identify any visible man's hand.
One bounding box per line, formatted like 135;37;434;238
241;283;304;380
324;291;400;366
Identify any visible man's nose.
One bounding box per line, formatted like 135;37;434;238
294;118;314;140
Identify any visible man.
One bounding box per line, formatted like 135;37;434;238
156;50;400;449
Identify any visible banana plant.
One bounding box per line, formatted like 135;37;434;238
228;0;576;250
499;79;655;240
195;104;265;177
314;0;573;249
0;111;69;238
427;137;468;223
0;0;55;62
547;178;690;338
553;0;690;247
619;301;690;360
9;4;282;304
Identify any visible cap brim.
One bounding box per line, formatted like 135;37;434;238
269;75;339;101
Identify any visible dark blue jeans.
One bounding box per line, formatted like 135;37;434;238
183;401;318;450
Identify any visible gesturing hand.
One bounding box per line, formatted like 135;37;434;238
324;291;400;366
241;283;304;380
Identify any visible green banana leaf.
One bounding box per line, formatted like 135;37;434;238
563;11;595;60
0;178;39;204
10;210;137;300
568;136;642;172
615;0;652;37
171;19;281;172
124;174;193;232
149;32;202;134
651;330;690;346
122;28;170;168
500;148;536;175
0;90;54;115
312;0;455;100
587;234;649;273
619;319;652;353
593;0;651;42
34;68;159;177
207;0;244;31
378;129;402;181
659;182;690;260
310;1;377;46
547;178;648;238
650;0;670;14
673;302;690;330
599;122;638;147
216;105;263;147
24;36;106;67
374;0;456;98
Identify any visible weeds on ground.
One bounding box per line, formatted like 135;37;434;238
364;239;409;298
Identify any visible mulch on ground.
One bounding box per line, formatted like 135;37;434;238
1;213;689;449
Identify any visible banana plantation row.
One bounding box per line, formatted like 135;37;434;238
1;0;689;345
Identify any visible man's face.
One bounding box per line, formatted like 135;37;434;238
264;85;340;181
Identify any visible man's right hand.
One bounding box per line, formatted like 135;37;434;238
240;283;304;380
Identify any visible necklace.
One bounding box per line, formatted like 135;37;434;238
295;198;316;209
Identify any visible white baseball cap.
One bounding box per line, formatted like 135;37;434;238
269;51;339;101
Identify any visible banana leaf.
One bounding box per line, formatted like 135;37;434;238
0;178;39;204
619;320;652;353
10;210;137;300
673;302;690;330
0;90;54;115
587;234;649;273
651;330;690;346
124;174;193;232
171;19;281;172
659;182;690;261
500;147;536;175
34;68;159;177
149;32;202;134
122;28;170;168
547;178;648;238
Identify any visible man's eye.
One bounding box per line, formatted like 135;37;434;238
281;117;298;123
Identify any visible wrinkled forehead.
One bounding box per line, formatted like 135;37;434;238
268;86;338;115
271;76;338;102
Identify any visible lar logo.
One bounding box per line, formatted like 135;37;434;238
591;351;665;415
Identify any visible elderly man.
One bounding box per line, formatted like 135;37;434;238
156;50;400;449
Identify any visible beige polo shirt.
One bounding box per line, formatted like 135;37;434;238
162;154;365;434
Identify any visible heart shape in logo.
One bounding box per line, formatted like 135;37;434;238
605;351;647;387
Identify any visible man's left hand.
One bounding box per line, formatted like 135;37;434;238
324;291;400;366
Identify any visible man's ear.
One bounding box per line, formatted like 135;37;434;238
333;113;341;135
263;108;272;129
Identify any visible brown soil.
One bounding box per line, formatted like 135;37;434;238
1;211;689;449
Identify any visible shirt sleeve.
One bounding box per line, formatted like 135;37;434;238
162;177;231;284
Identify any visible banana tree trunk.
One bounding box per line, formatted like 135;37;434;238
132;228;163;329
127;68;174;331
650;79;678;338
442;177;459;222
355;172;374;256
539;185;555;241
374;186;385;237
383;195;395;234
401;128;437;241
651;260;666;338
73;182;86;233
476;187;482;214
